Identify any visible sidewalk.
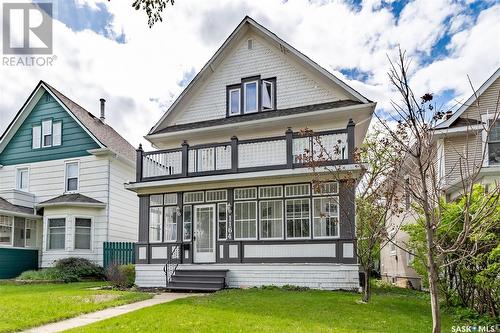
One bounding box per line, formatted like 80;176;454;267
23;293;202;333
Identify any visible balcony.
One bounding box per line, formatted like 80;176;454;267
135;120;355;182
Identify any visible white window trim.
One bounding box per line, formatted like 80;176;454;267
206;190;228;202
312;182;339;196
32;125;41;149
481;114;500;167
183;191;204;204
285;184;311;197
285;198;311;240
73;216;93;252
0;215;14;247
64;160;80;193
44;215;67;252
52;121;62;146
15;166;30;192
217;202;228;241
437;138;445;182
234;187;257;201
261;80;274;110
259;200;284;240
41;119;53;148
243;80;259;114
233;200;258;241
258;185;283;199
183;205;192;241
228;88;241;116
163;206;178;243
312;196;340;239
388;229;397;256
149;206;163;243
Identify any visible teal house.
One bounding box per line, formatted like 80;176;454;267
0;81;139;277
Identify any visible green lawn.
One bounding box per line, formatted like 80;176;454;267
0;281;151;333
67;286;453;333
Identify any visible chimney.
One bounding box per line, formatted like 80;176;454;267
99;98;106;122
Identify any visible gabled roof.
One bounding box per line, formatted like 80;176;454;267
37;193;105;208
149;16;371;136
0;196;39;218
435;67;500;129
0;81;136;163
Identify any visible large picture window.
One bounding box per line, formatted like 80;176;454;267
74;218;91;250
285;199;310;239
260;200;283;239
48;218;66;250
313;197;339;238
234;201;257;240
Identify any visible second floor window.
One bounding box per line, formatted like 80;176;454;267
65;162;79;192
488;120;500;165
16;168;29;191
227;76;276;116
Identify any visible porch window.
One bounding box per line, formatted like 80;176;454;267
218;203;227;240
260;200;283;239
234;187;257;200
206;190;227;202
259;186;283;199
48;218;66;250
74;218;91;250
488;120;500;165
234;201;257;240
184;191;204;204
285;184;310;197
285;198;310;239
16;168;29;191
313;197;339;238
149;207;162;243
0;215;13;246
65;162;79;192
25;219;37;248
183;205;192;241
312;182;338;195
164;206;177;242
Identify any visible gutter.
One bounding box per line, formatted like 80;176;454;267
36;202;107;209
0;209;41;219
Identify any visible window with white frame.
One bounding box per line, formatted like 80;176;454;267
183;191;204;204
0;215;13;246
487;120;500;165
234;201;257;239
285;198;310;238
25;219;37;248
42;119;52;147
74;218;91;250
52;122;62;146
149;195;163;243
47;218;66;250
234;187;257;200
243;81;258;114
313;197;339;238
164;206;177;242
32;126;41;149
285;184;310;197
259;186;282;199
206;190;227;202
164;193;177;205
183;205;192;241
218;203;227;240
229;88;240;115
406;251;414;266
312;182;338;195
388;229;397;255
16;168;29;191
261;80;274;110
65;162;79;192
260;200;283;239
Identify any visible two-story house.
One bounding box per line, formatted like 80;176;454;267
126;17;375;291
380;67;500;289
0;81;138;277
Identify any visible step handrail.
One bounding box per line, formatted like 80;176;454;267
163;243;181;288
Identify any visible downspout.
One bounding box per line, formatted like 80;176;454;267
106;158;111;242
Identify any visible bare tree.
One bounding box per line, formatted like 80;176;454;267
377;48;499;333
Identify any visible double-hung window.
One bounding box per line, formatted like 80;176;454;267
42;120;52;147
487;120;500;165
74;218;91;250
313;197;339;238
33;120;62;149
16;168;29;191
48;218;66;250
65;162;79;192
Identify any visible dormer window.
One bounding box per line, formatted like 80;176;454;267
227;76;276;116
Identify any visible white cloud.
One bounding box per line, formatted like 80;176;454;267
0;0;498;150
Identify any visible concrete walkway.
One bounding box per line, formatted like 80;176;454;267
23;293;201;333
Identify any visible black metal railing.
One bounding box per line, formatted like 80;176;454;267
163;243;181;288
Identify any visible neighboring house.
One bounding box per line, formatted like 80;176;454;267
126;17;375;290
380;67;500;289
0;81;138;276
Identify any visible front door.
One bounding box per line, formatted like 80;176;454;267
193;204;216;263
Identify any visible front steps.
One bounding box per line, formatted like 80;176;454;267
167;269;228;292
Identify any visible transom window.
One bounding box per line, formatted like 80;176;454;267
488;120;500;165
184;192;204;204
227;76;276;116
313;182;339;195
234;188;257;200
65;162;79;192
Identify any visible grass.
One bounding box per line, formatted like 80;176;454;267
67;286;454;333
0;281;152;333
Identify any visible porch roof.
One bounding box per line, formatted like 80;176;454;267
0;197;39;218
37;193;106;208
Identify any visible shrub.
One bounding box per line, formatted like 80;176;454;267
105;263;135;288
18;268;65;281
54;257;104;280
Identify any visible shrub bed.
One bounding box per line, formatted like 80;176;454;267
16;257;104;283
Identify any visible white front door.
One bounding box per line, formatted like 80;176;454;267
193;204;216;263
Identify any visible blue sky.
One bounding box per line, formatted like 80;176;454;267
1;0;499;148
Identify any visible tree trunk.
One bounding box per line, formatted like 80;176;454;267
425;226;441;333
362;267;371;302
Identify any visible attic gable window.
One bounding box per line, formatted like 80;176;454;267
33;120;62;149
42;120;52;147
227;76;276;117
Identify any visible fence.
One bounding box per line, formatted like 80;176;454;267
103;242;135;269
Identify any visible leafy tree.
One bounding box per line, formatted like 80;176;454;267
132;0;175;27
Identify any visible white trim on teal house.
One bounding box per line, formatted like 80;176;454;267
0;82;138;270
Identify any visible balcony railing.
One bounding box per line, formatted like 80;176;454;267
136;119;355;182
